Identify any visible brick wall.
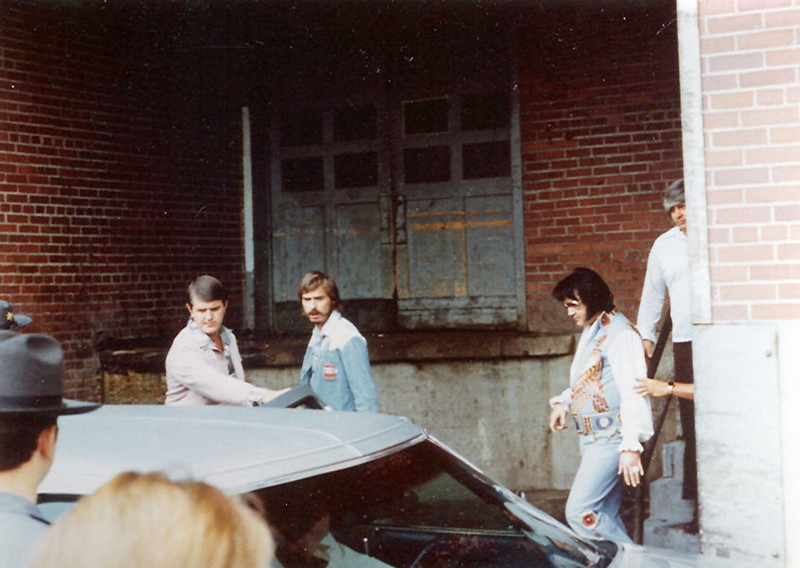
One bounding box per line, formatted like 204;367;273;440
699;2;800;321
517;3;684;331
0;3;246;399
0;1;691;396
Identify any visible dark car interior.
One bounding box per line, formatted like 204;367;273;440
256;441;611;568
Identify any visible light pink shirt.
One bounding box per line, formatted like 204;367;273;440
165;320;266;406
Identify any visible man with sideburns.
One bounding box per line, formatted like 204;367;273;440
298;271;378;412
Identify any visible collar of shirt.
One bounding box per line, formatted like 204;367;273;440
312;310;343;343
665;225;687;241
186;319;233;351
570;311;614;384
0;491;49;525
309;325;323;348
576;312;604;355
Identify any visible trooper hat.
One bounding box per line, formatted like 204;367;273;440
0;300;32;330
0;331;101;415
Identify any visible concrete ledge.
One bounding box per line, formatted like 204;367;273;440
101;330;578;373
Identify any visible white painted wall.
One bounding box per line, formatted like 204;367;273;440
693;323;786;566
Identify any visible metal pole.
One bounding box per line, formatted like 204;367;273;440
633;316;673;544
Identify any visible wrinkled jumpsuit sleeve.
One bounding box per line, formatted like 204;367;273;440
549;387;572;410
166;339;265;406
606;330;653;452
341;335;379;412
637;240;667;344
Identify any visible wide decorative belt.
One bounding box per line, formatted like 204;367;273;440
571;411;621;436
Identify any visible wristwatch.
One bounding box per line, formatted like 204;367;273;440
667;381;675;396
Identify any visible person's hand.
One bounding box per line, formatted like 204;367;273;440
618;451;643;487
642;339;655;359
261;387;291;404
634;377;670;398
549;404;568;432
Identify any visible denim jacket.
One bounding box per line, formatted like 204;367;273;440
301;311;378;412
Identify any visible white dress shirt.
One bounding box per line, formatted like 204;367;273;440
637;226;693;343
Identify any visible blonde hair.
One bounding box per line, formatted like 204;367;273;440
30;471;274;568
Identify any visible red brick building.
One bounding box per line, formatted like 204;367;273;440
2;2;798;564
1;0;681;395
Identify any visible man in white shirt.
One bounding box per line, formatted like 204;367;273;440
165;275;286;406
636;179;697;516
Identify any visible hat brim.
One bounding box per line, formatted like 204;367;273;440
10;314;32;330
0;399;101;416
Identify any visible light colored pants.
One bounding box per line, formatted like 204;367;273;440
565;434;632;543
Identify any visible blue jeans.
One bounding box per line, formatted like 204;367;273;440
565;434;632;543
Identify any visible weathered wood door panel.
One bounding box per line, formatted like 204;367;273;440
269;89;522;330
397;193;517;328
269;103;393;331
334;201;390;300
272;205;326;304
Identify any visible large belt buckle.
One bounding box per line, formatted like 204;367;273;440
593;414;616;432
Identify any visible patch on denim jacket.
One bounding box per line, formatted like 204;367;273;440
323;363;337;380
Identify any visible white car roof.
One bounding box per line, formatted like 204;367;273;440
40;405;426;496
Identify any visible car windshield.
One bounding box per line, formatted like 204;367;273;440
257;440;614;567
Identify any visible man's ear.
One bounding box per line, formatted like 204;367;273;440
186;303;193;315
38;424;59;462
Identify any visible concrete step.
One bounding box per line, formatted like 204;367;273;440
643;439;699;554
644;517;700;553
649;477;695;522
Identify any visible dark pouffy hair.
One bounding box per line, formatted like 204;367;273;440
552;267;615;319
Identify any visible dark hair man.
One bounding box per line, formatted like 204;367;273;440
0;332;100;567
165;275;287;406
549;268;653;543
297;271;378;412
